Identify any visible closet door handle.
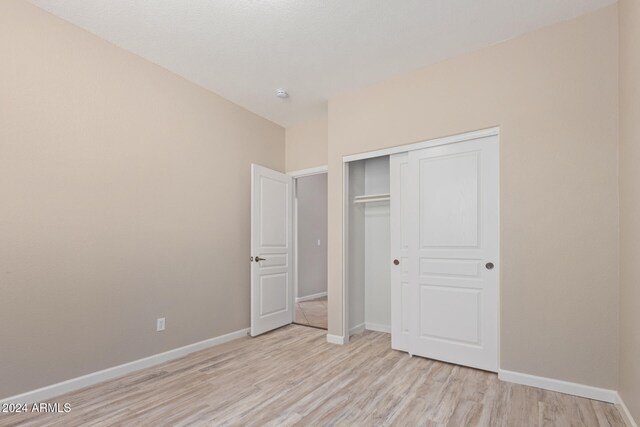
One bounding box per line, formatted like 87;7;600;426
393;259;400;266
255;256;267;262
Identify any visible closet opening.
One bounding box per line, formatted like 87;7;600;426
292;169;328;330
342;128;501;373
346;155;392;337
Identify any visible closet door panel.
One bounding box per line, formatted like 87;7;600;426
390;152;411;351
408;136;499;372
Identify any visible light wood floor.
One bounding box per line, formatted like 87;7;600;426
0;325;625;427
294;296;327;329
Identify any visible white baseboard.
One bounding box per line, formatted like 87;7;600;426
365;323;391;333
349;323;366;335
326;334;347;345
295;292;327;303
350;323;390;335
498;369;618;404
617;393;638;427
0;327;250;405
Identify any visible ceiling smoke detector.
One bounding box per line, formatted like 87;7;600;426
275;88;289;98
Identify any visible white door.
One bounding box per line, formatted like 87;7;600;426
390;152;411;352
392;135;499;372
251;164;293;337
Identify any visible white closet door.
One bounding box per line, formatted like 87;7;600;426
390;153;411;351
400;136;499;372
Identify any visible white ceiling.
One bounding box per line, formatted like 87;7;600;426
29;0;615;127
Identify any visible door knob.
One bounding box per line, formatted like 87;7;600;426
255;256;267;262
485;262;494;270
393;259;400;266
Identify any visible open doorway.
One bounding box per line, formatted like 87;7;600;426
292;169;328;330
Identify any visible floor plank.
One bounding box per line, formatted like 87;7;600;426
0;325;626;426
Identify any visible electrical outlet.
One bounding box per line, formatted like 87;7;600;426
156;317;165;332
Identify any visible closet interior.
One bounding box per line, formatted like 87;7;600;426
347;155;392;336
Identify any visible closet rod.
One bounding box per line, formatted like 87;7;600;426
353;193;390;204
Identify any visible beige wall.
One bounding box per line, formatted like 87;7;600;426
285;115;328;172
326;5;619;389
619;0;640;420
0;0;284;399
0;0;628;403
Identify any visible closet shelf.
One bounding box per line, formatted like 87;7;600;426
353;193;390;204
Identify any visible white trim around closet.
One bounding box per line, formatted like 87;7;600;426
341;161;350;344
342;127;500;163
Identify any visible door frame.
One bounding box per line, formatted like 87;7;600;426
341;126;500;363
288;166;329;323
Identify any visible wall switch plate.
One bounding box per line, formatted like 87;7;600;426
156;317;166;332
317;239;321;246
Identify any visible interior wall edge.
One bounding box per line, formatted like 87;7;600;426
618;0;640;422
